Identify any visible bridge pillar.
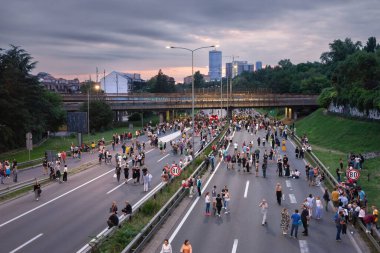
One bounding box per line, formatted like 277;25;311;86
159;112;165;123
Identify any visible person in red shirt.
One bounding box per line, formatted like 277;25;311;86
363;214;377;233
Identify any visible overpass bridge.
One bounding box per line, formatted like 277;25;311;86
62;92;318;121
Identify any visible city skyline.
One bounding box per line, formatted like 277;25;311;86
0;0;379;82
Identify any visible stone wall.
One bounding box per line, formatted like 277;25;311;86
328;103;380;120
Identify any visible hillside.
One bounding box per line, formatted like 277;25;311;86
295;108;380;208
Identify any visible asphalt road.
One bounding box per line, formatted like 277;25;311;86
164;127;361;253
0;129;204;253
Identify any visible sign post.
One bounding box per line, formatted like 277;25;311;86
347;169;360;181
170;165;181;177
26;132;33;160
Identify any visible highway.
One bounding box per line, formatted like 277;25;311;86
0;130;204;253
163;127;361;253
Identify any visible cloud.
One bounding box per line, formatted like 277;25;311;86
0;0;379;82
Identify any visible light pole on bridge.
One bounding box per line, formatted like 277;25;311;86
166;45;218;153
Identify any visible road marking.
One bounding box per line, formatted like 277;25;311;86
0;169;115;229
299;240;309;253
157;154;170;162
145;148;154;154
10;233;43;253
244;181;250;198
133;182;164;208
168;131;234;243
231;239;238;253
106;178;133;194
289;194;297;204
285;180;292;188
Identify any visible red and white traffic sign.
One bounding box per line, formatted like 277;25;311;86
170;165;181;177
347;169;360;180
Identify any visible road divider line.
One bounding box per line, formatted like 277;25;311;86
231;239;238;253
285;180;292;188
244;181;249;198
145;149;154;154
299;240;309;253
157;154;170;163
106;178;133;194
0;169;115;229
10;233;43;253
169;130;234;243
289;194;297;204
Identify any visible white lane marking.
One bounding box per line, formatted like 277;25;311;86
244;181;250;198
145;149;154;154
133;182;164;208
299;240;309;253
157;154;170;162
168;131;234;243
0;169;115;229
285;180;292;188
231;239;238;253
289;194;297;204
106;178;133;194
10;233;43;253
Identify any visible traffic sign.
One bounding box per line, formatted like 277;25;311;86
347;169;360;180
170;165;181;177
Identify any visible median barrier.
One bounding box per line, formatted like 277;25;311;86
77;123;229;253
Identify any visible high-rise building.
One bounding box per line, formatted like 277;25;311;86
226;61;254;78
256;61;262;71
208;50;222;81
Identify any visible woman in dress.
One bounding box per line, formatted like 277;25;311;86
315;196;323;219
280;208;290;235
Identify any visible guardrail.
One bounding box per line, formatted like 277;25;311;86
291;134;380;252
77;123;229;253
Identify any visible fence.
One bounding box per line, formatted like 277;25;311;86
291;134;380;252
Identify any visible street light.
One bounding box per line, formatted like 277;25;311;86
88;83;100;135
166;45;218;154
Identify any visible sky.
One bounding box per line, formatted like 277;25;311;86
1;0;379;83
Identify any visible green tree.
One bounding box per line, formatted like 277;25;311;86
193;71;205;88
80;100;113;132
0;45;66;152
147;69;175;93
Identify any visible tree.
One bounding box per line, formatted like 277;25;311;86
363;37;378;53
147;69;175;93
0;45;66;152
193;71;204;88
80;100;113;132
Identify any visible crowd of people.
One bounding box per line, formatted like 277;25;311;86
0;159;18;184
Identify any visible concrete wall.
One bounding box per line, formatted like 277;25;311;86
328;103;380;120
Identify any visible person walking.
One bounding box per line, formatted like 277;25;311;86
215;194;223;217
62;165;68;182
224;189;231;214
315;196;323;219
115;164;121;183
323;188;330;211
301;205;309;236
143;170;149;192
275;183;283;205
124;163;129;184
259;199;268;225
196;176;202;197
290;209;301;238
212;185;217;216
161;239;173;253
33;179;41;201
280;208;291;235
180;239;192;253
205;192;211;216
335;211;343;241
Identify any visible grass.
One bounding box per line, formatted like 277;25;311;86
0;121;148;164
295;108;380;208
95;125;228;253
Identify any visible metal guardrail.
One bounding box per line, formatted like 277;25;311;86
77;124;229;253
120;125;229;253
291;134;380;252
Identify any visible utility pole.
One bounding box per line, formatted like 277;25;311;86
103;69;106;92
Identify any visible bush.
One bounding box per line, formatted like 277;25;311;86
318;87;337;108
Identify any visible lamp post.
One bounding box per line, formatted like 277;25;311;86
166;45;218;153
88;83;100;135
